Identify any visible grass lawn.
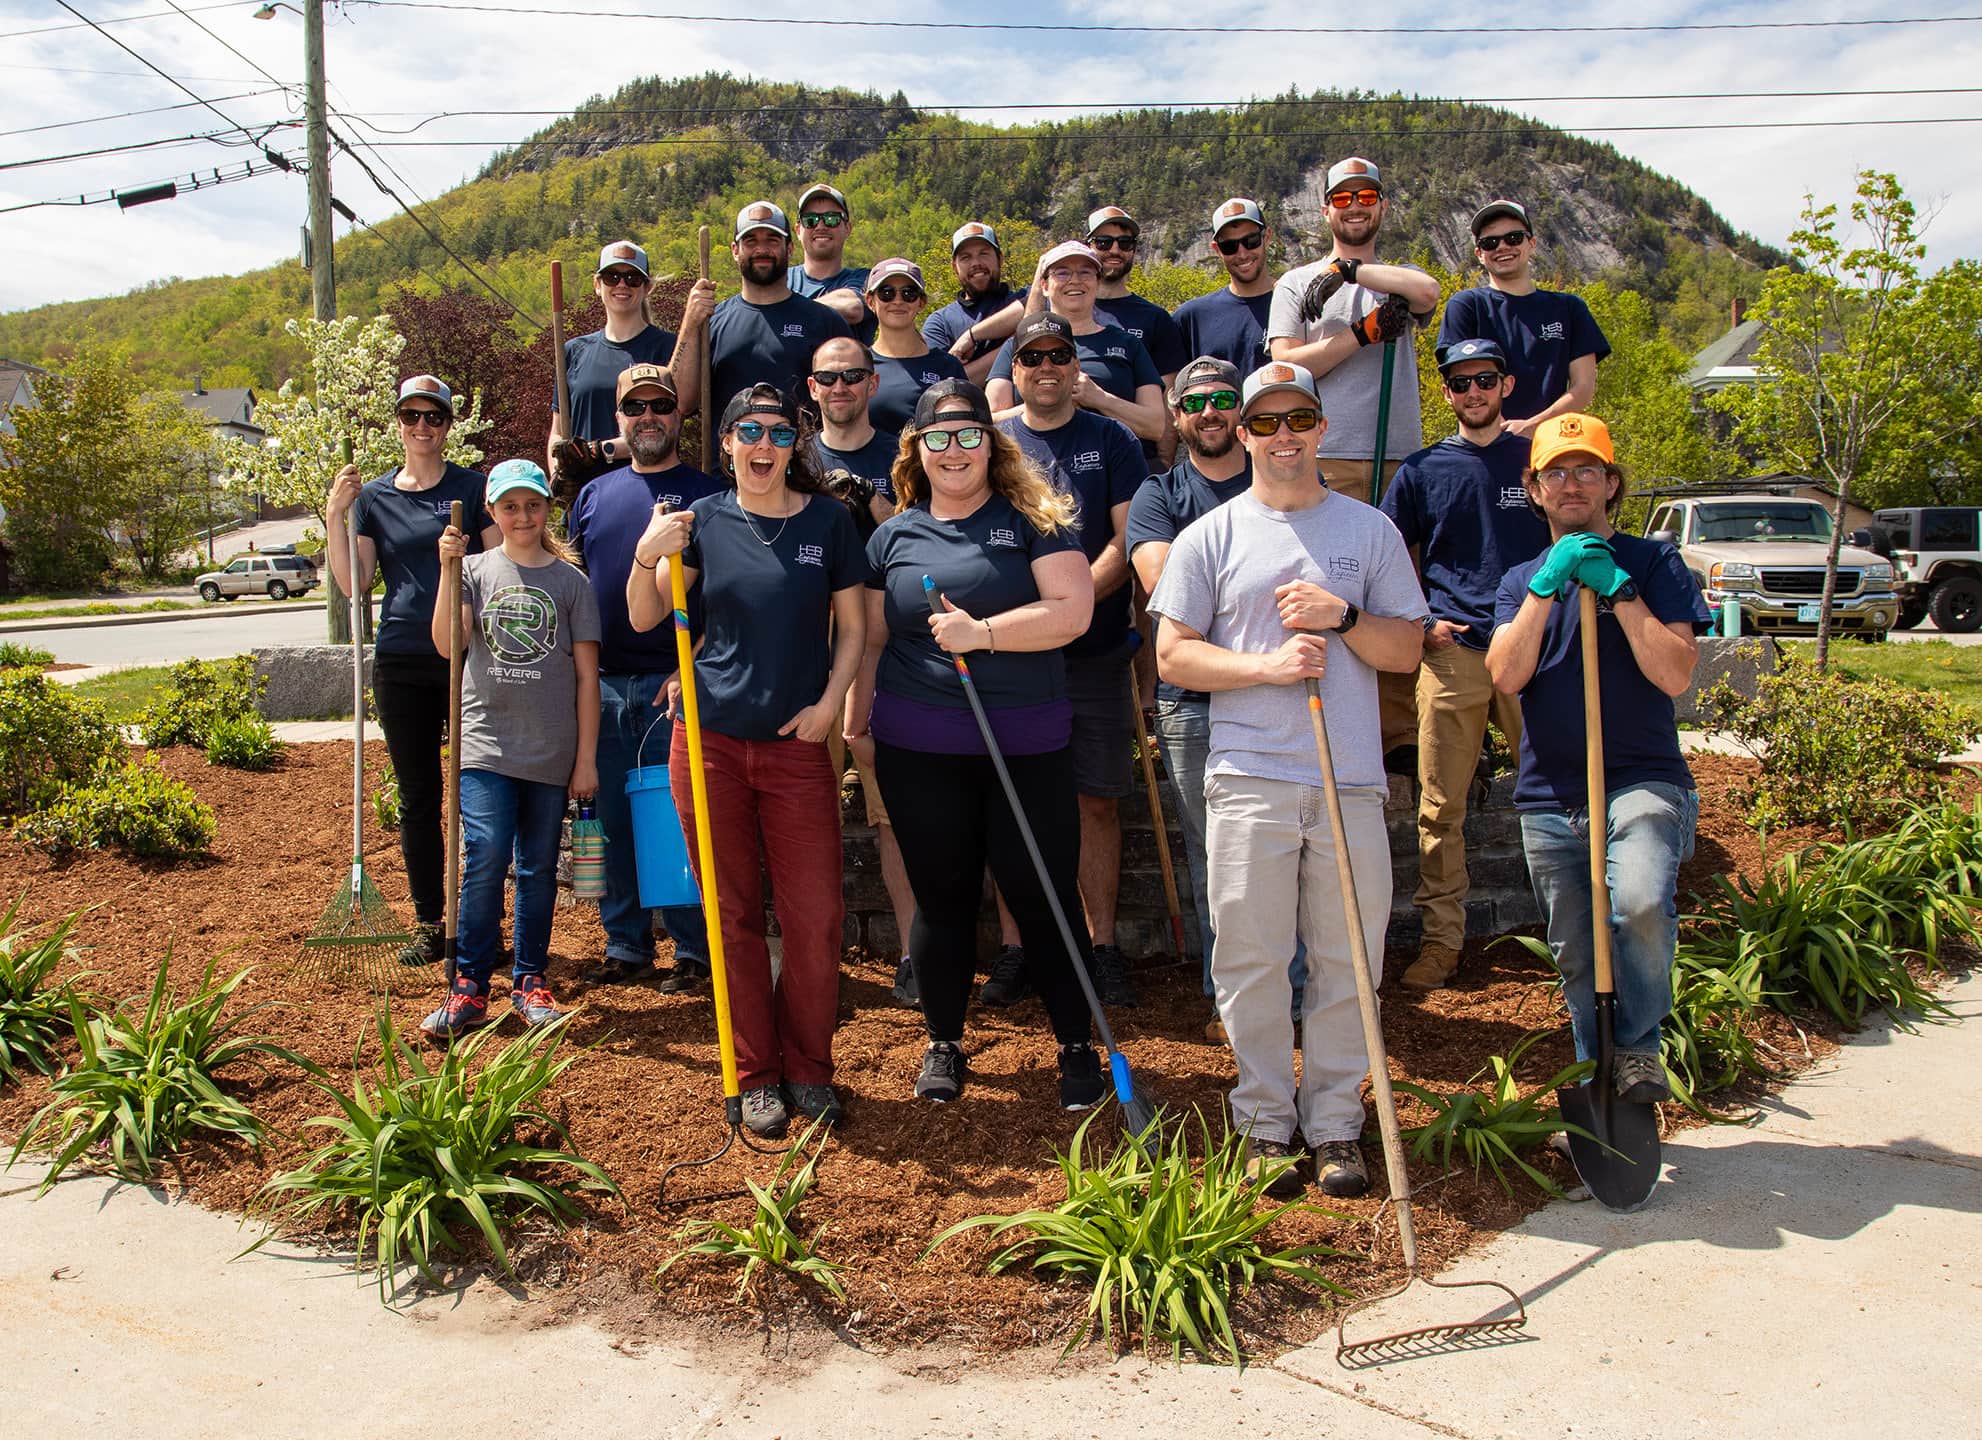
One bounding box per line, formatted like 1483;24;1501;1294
1782;638;1982;713
0;599;196;621
67;665;175;722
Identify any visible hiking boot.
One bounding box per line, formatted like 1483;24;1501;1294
1315;1140;1371;1198
915;1041;968;1103
741;1084;789;1139
1057;1042;1106;1111
1091;944;1139;1008
1402;941;1462;993
891;956;920;1008
1204;1011;1229;1046
655;959;710;995
1613;1051;1672;1104
580;959;658;986
398;922;443;969
509;976;563;1028
420;977;490;1041
978;945;1029;1007
1244;1137;1306;1199
781;1081;843;1127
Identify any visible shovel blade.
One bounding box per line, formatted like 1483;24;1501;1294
1558;1080;1661;1212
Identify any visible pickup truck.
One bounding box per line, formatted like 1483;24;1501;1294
1644;495;1897;639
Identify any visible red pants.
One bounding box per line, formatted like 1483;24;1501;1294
670;726;844;1089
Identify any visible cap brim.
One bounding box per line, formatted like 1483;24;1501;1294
1241;381;1316;415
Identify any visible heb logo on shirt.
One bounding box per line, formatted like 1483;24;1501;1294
988;527;1020;549
1498;485;1530;509
918;369;945;386
1105;346;1128;360
796;543;825;567
1326;555;1361;580
781;323;808;339
1071;450;1103;471
1539;321;1566;342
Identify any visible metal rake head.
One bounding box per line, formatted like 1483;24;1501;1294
1335;1273;1531;1369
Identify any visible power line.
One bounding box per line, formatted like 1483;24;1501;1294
0;59;260;81
0;88;291;139
50;0;275;149
0;148;302;214
0;120;302;173
0;1;240;41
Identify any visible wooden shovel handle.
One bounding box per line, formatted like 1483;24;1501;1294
1579;587;1616;996
444;500;466;951
550;260;569;442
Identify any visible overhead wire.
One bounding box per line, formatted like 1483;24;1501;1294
48;1;279;149
0;147;303;213
0;88;291;139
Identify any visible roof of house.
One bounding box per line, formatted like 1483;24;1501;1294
177;386;257;427
1685;318;1768;389
0;359;52;416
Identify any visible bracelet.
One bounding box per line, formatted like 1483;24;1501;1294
983;617;995;654
633;556;657;571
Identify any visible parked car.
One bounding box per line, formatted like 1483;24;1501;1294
1864;506;1982;632
195;553;319;602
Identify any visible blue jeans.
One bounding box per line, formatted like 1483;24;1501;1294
1519;781;1699;1060
456;769;566;988
595;672;708;968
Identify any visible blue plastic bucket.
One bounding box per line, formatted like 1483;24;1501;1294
625;717;700;909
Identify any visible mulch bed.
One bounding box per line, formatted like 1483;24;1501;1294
0;746;1930;1356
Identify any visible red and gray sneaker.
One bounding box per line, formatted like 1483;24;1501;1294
420;978;490;1041
509;976;563;1028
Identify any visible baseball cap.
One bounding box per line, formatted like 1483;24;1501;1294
1470;200;1531;236
796;182;848;216
1325;157;1382;194
398;375;452;408
1039;240;1102;274
486;459;551;502
1013;312;1075;354
1210;197;1264;236
1435;338;1508;374
911;378;995;430
596;239;649;276
616;363;676;403
1085;205;1139;238
719;383;798;433
734;200;790;240
865;258;924;293
951;221;1001;254
1170;357;1242;404
1529;414;1615;472
1240;361;1321;417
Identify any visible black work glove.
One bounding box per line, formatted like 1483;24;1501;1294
1297;258;1360;323
1353;293;1413;348
820;468;881;542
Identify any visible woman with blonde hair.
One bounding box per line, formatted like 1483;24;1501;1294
846;379;1104;1111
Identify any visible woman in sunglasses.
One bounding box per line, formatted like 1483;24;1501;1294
863;258;967;434
326;375;500;968
847;378;1107;1113
627;383;867;1139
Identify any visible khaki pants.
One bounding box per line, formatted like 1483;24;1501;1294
1414;643;1523;952
1317;457;1401;503
1319;459;1416;756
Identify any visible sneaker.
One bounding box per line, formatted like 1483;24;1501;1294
1315;1140;1371;1198
1057;1043;1106;1111
741;1084;789;1139
1244;1137;1306;1199
398;922;442;969
509;976;563;1027
978;945;1029;1007
419;978;490;1040
782;1081;844;1127
1613;1051;1672;1104
891;956;920;1008
914;1041;967;1103
1204;1012;1229;1046
1401;941;1461;993
580;959;658;986
655;959;710;995
1091;944;1139;1008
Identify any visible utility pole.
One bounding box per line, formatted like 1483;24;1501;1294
304;0;335;321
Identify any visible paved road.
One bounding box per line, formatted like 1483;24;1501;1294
1888;622;1982;645
18;605;332;667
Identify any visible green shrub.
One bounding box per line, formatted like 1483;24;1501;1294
372;761;400;829
137;656;265;749
660;1118;844;1306
0;896;88;1083
0;641;54;670
0;669;125;820
1394;1033;1593;1196
205;714;284;771
1699;656;1979;830
15;756;215;860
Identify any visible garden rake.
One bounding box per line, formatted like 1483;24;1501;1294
301;438;409;986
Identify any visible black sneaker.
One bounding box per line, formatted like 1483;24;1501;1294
978;945;1029;1007
398;922;442;969
915;1041;967;1103
1613;1051;1672;1104
655;959;710;994
782;1081;844;1127
1091;944;1139;1008
1057;1043;1106;1111
580;959;658;986
891;956;920;1008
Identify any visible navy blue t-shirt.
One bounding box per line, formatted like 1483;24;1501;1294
1437;288;1610;422
708;294;851;420
788;265;875;344
814;430;902;500
552;325;678;443
1173;288;1273;375
922;283;1028;364
1094;293;1189;378
681;490;867;742
1495;533;1711;809
1000;411;1144;656
1381;430;1549;650
1125;455;1253;701
870;350;969;435
989;323;1162;407
568;460;723;674
351;464;490;656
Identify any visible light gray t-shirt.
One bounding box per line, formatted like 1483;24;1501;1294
1149;488;1427;792
1265;260;1427;462
459;550;602;787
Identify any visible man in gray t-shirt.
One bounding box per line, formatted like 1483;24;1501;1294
459;549;603;787
1151;361;1426;1202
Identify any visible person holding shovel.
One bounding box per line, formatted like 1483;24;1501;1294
1485;414;1708;1102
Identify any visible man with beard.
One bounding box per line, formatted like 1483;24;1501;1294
567;363;722;991
1379;339;1549;992
1085;205;1189;386
1174;199;1276;375
787;182;873;337
922;222;1029;386
709;200;852;419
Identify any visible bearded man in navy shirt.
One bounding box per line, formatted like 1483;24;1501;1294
1175;198;1276;375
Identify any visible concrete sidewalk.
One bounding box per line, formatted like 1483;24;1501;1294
1;976;1975;1438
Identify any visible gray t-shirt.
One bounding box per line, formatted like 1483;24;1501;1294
458;550;602;787
1265;261;1427;462
1148;488;1426;793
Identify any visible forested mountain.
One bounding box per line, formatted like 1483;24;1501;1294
0;73;1783;386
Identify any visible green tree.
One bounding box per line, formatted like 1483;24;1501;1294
115;395;219;581
1577;282;1718;520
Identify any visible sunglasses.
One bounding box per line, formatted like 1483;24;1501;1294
619;395;677;416
1475;230;1531;252
1089;234;1137;251
1243;409;1321;436
920;427;986;452
397;408;450;428
1015;346;1077;368
1444;372;1505;393
731;421;798;447
1327;188;1383;209
1178;389;1239;414
811;367;872;388
598;268;648;287
1045;265;1095;284
1537;463;1609;487
1213;231;1265;256
872;283;923;304
798;210;847;229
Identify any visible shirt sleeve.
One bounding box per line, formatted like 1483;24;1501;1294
1125;477;1176;556
682;495;714;571
1027;516;1083;560
1495;566;1532;629
349;482;376;544
1377;464;1425;546
1264;270;1307;343
1364;513;1430;622
864;521;891;590
921;309;956;352
1147;523;1214;634
1127;335;1161;391
1569;295;1612;364
822;307;853;341
552;336;583;412
1639;540;1712;631
825;503;869;589
988;338;1015;385
1435;289;1479;352
1104;420;1144;509
568;565;603;645
1145;311;1189;376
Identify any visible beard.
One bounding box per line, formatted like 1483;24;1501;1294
740;253;783;286
1185;424;1237;460
1327;209;1380;248
629;424;676;465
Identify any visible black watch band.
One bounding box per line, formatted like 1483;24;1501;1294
1336;602;1360;634
1614;580;1640;603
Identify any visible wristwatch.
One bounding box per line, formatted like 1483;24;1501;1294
1336;601;1361;633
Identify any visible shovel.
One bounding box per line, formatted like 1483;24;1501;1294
1555;587;1662;1211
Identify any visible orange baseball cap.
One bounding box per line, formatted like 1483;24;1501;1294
1529;413;1615;472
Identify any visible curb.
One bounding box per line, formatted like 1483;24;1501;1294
0;599;329;635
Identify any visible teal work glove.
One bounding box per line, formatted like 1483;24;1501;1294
1528;532;1614;599
1574;546;1635;599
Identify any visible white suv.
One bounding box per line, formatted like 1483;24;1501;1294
195;554;319;602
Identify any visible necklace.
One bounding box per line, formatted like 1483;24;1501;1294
739;491;795;547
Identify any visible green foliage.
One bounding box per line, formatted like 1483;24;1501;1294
0;669;124;820
248;1009;618;1297
1394;1034;1593;1196
9;957;303;1192
0;897;88;1084
926;1111;1344;1364
372;761;401;830
1662;941;1777;1114
659;1119;845;1306
137;656;266;749
204;714;284;771
1698;656;1979;830
0;642;54;669
15;756;216;861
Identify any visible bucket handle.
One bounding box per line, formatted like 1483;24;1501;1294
636;707;672;773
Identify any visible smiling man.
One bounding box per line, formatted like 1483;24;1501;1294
708;200;852;419
923;222;1031;385
786;182;872;336
1174;198;1277;375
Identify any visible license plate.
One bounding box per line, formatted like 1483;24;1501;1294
1797;603;1823;623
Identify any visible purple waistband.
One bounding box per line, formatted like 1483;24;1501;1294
871;690;1071;756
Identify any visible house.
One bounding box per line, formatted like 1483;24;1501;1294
176;378;264;446
1686;301;1764;394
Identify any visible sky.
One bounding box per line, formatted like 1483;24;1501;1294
3;0;1981;317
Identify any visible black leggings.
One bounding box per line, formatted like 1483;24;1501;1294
874;739;1094;1047
371;649;450;925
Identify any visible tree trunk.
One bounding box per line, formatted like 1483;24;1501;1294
1814;480;1854;671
